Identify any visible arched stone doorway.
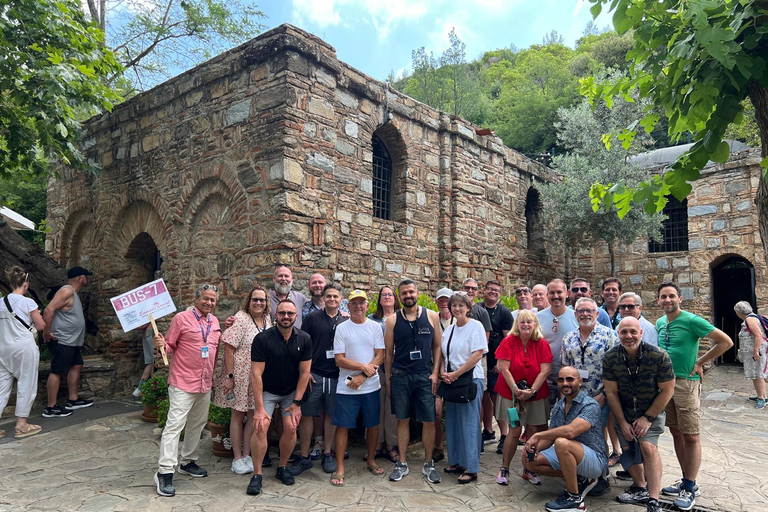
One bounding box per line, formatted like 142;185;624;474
711;255;755;364
125;232;162;291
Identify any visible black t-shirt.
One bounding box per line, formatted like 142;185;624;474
301;308;348;378
251;326;312;396
479;303;514;370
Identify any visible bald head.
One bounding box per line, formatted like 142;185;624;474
308;273;327;298
617;316;643;354
557;366;582;397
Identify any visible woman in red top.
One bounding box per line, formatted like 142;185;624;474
494;309;552;486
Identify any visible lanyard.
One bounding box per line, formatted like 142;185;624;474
193;309;211;345
440;315;455;332
251;313;266;333
325;309;342;344
401;307;421;351
622;343;644;413
579;333;592;366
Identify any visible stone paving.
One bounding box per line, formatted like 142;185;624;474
0;365;765;512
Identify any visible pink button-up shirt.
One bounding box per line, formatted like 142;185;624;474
165;308;221;393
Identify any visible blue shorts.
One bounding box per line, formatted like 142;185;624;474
601;401;611;429
541;442;605;479
301;372;337;417
390;370;435;422
332;391;381;429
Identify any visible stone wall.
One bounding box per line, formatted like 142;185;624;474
46;24;563;394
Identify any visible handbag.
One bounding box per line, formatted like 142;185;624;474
3;295;38;337
437;326;478;403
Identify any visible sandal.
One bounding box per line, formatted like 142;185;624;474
387;447;400;463
330;472;345;486
366;463;385;475
15;424;42;439
444;464;466;474
458;472;478;484
363;449;387;461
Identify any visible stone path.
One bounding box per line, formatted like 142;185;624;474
0;365;765;512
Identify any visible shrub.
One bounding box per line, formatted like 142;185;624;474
139;373;168;406
208;403;231;426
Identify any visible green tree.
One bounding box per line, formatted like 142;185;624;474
582;0;768;227
541;94;664;275
84;0;265;89
0;0;121;186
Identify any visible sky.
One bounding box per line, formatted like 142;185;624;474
252;0;615;81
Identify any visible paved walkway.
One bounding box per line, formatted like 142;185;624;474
0;365;764;512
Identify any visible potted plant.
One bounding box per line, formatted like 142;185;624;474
139;373;168;423
208;403;232;457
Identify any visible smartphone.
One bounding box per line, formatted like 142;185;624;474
346;375;354;382
527;446;536;462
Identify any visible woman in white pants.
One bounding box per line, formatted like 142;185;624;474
0;266;44;438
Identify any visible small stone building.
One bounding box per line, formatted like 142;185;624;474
46;24;561;392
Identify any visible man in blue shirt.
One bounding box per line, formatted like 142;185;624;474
523;366;609;512
569;278;612;329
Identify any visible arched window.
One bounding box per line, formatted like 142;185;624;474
648;197;688;253
525;187;545;252
372;133;393;220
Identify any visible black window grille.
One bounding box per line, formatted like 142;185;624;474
648;197;688;253
372;134;392;220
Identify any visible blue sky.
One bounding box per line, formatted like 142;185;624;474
254;0;614;81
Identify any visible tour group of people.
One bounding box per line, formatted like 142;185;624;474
2;263;765;512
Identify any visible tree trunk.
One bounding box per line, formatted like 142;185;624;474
0;217;67;304
748;83;768;274
608;243;616;277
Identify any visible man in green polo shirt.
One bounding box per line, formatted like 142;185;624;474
655;282;732;511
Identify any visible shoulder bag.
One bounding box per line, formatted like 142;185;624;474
437;325;478;403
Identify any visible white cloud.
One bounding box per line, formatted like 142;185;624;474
292;0;431;39
293;0;342;28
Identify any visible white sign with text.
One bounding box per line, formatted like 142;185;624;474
110;278;176;332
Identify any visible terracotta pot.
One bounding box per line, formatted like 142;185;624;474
208;421;233;457
141;403;159;423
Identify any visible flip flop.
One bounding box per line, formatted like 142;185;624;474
330;472;345;486
444;465;466;474
366;464;385;475
14;424;42;439
458;472;478;484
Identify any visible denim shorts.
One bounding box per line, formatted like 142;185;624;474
389;370;435;422
301;372;337;417
541;442;605;479
332;391;381;429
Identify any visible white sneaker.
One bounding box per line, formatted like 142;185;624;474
132;387;141;398
243;455;254;472
231;458;250;475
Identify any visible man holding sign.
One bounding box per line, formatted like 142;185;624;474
153;284;221;497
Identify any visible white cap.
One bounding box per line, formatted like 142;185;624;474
436;287;454;300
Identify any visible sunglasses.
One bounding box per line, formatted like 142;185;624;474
202;284;218;292
515;288;531;295
556;376;578;383
619;304;637;310
575;308;596;315
277;311;297;317
250;298;267;303
571;287;589;294
552;317;559;332
464;286;478;291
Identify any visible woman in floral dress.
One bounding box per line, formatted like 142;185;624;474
214;286;272;474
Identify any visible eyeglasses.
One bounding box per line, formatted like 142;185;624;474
202;284;218;292
619;304;637;311
463;286;478;291
575;308;596;315
349;301;367;308
556;376;577;383
380;293;395;298
515;288;530;295
571;287;588;294
250;298;267;303
276;311;297;317
552;317;558;332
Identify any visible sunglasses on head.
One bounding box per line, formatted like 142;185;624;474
202;284;218;292
571;287;588;294
556;376;578;383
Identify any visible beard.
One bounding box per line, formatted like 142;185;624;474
402;296;417;307
276;284;292;296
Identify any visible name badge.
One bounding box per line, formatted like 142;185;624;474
409;350;422;361
578;369;589;380
201;346;209;359
326;350;335;359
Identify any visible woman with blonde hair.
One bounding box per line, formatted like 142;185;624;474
494;309;552;485
0;266;45;438
734;301;767;409
214;285;272;473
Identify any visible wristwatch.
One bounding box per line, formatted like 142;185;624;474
292;399;303;406
643;413;656;422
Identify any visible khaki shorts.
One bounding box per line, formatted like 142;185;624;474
495;395;550;426
664;379;701;435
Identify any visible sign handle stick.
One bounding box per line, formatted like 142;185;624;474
149;314;168;366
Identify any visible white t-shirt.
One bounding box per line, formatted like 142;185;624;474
0;293;38;325
334;318;385;395
441;319;488;381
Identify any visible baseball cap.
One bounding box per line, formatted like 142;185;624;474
436;287;454;300
67;266;93;279
348;289;368;301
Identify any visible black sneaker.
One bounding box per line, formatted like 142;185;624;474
246;474;263;495
288;456;313;476
42;404;73;418
577;476;598;499
178;461;208;478
154;472;175;497
545;490;585;512
275;466;295;485
482;429;496;444
262;451;272;468
616;470;633;481
588;475;611;496
496;435;506;454
66;397;94;410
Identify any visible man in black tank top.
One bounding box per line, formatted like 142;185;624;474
384;279;442;483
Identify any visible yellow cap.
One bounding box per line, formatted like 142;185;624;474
348;289;368;301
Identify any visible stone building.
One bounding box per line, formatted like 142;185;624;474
46;24;561;392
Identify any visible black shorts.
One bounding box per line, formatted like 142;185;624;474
49;340;84;376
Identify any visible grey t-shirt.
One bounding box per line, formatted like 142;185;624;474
471;304;492;332
537;307;578;380
269;290;308;329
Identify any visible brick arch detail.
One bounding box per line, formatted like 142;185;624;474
708;251;754;269
59;209;98;267
110;200;173;258
174;163;248;225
